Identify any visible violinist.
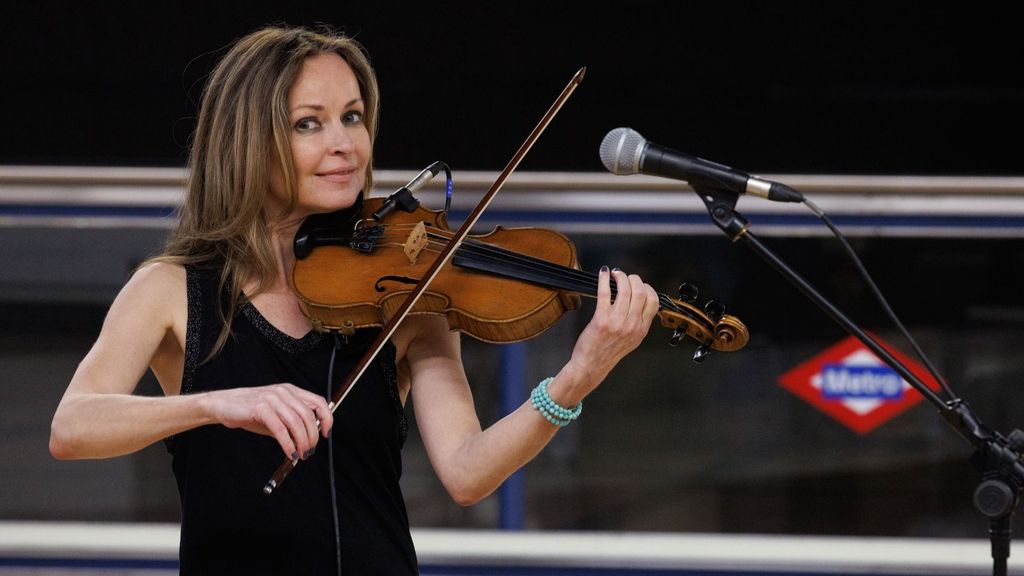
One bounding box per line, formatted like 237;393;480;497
49;24;659;574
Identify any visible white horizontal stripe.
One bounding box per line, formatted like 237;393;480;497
0;522;1016;574
5;168;1024;237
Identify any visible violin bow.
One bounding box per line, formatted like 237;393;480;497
264;67;587;494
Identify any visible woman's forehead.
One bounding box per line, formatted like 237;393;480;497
289;53;362;109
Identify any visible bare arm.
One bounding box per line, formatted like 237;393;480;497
408;268;658;505
49;263;333;461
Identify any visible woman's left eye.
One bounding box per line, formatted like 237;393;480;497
342;111;363;126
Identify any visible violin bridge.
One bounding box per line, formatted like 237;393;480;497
404;221;428;264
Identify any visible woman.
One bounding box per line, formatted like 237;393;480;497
49;25;659;574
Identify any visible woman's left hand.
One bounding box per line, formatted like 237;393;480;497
559;267;659;396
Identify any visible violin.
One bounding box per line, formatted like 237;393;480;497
291;195;748;361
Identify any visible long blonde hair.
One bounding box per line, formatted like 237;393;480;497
153;25;380;357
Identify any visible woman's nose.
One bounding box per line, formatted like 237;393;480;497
326;124;355;154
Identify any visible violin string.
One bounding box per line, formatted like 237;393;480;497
369;224;701;322
428;229;599;287
434;235;688;314
450;239;705;326
429;236;604;294
417;231;697;321
348;223;724;342
376;223;604;293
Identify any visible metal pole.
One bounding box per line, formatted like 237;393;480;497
498;342;528;530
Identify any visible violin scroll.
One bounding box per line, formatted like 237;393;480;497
658;283;748;362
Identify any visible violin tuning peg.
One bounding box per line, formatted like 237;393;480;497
1008;429;1024;452
704;300;725;323
669;329;686;348
692;339;713;363
677;282;699;303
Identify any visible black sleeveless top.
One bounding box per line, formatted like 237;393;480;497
166;265;417;575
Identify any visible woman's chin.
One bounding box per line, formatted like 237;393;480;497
307;190;362;213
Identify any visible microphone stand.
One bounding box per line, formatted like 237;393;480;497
694;184;1024;576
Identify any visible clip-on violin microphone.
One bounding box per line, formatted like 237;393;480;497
293;161;447;259
372;161;446;221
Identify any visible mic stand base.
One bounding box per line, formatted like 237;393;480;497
989;515;1011;576
973;435;1024;576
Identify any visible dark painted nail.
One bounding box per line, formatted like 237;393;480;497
303;449;314;460
290;451;299;460
600;266;609;273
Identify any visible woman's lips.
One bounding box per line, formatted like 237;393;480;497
316;168;356;183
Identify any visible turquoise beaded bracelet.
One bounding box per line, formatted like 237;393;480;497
530;377;582;427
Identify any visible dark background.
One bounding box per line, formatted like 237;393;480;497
3;2;1023;175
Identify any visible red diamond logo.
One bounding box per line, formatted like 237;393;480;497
778;334;943;434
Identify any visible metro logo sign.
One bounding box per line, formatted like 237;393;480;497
820;364;904;400
778;335;943;434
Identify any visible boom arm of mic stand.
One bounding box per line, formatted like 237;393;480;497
693;184;1024;576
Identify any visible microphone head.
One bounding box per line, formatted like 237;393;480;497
599;127;646;175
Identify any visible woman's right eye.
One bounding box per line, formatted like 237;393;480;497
294;118;321;132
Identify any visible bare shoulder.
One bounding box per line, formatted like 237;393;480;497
105;261;187;354
126;261;186;297
66;261;188;397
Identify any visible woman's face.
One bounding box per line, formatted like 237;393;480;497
269;52;371;219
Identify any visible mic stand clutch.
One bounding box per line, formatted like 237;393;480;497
694;184;1024;576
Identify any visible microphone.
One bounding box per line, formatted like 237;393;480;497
401;161;444;195
599;127;803;203
371;161;444;220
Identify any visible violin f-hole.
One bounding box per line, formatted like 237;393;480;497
375;275;421;292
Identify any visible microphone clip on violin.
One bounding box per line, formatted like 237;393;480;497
371;161;447;221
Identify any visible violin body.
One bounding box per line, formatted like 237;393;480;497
293;197;582;343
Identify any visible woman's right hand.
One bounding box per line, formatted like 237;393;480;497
204;384;334;460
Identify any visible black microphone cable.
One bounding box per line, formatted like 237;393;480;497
327;333;344;576
800;196;956;400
